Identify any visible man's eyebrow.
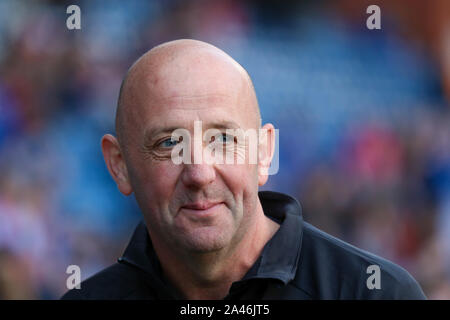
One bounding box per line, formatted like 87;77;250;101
143;121;242;144
143;126;183;144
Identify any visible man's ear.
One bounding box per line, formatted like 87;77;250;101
101;134;133;196
257;123;275;186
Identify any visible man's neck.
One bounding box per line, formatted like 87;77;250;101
152;203;280;300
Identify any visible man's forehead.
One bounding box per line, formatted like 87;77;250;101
141;95;247;133
132;48;248;101
132;52;251;113
117;40;260;145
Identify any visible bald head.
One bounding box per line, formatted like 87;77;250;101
102;40;276;261
115;39;261;151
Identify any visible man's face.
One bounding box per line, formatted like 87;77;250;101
121;49;263;253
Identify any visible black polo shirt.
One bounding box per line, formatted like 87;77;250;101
61;191;426;300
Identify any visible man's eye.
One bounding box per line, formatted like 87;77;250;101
215;133;234;144
159;138;179;148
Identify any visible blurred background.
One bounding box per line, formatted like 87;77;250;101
0;0;449;299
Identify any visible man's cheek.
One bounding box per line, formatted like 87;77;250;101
221;165;253;192
147;164;180;194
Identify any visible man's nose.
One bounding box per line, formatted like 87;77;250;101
180;162;216;189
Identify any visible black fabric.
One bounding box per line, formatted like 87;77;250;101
61;191;426;300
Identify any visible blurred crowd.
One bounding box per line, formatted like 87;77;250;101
0;0;449;299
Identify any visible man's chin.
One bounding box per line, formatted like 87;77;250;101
179;228;232;254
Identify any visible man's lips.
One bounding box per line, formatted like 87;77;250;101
181;202;222;211
179;202;225;219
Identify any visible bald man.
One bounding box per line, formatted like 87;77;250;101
62;40;426;300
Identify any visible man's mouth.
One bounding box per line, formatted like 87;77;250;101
180;201;224;218
182;202;222;210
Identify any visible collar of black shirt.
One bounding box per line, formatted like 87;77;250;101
118;191;304;299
